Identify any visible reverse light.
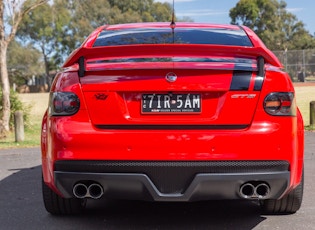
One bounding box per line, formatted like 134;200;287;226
49;92;80;116
264;92;296;116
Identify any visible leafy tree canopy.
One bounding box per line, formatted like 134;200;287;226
16;0;176;71
16;0;71;74
66;0;173;50
7;40;44;85
229;0;315;50
0;0;47;135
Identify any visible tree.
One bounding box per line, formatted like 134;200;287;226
15;0;186;84
17;0;182;69
107;0;173;22
61;0;173;57
17;0;173;67
0;0;47;136
229;0;315;50
7;40;44;86
17;1;70;78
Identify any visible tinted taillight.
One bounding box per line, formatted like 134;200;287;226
264;92;296;116
49;92;80;116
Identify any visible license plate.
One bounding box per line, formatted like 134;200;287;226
142;94;201;113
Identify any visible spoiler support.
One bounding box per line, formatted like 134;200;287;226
78;56;85;77
257;56;265;77
253;56;265;91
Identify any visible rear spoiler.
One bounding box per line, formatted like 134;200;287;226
63;44;280;77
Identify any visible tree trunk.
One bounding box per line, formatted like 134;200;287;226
0;0;48;137
0;0;10;136
0;40;10;134
41;45;50;79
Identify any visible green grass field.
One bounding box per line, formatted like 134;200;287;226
0;93;48;149
0;86;314;149
295;86;315;127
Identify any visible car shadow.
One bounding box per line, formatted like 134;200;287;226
0;165;267;230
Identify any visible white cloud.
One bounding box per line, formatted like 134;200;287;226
287;7;303;13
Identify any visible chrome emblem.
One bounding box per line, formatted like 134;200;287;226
231;94;256;99
166;72;177;83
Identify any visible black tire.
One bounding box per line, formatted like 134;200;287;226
260;171;304;214
42;177;85;215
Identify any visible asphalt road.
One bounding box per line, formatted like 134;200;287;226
0;132;314;230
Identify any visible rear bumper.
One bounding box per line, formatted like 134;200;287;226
55;171;290;201
41;112;304;198
54;160;290;201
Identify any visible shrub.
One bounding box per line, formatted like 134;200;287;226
0;90;32;130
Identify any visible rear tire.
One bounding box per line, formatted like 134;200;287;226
260;171;304;214
42;177;85;215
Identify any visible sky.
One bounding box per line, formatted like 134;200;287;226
155;0;315;36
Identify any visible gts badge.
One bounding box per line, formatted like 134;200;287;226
231;94;256;99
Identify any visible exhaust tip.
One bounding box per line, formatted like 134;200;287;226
255;183;270;198
73;183;88;199
88;184;104;199
240;183;255;198
240;182;271;199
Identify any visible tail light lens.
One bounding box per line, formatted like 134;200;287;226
264;92;296;116
49;92;80;116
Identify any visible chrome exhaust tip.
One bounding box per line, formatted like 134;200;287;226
240;182;271;199
240;183;255;199
88;183;104;199
73;183;88;199
255;183;270;198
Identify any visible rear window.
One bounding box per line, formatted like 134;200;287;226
93;28;253;47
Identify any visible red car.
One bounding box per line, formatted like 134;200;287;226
41;22;304;215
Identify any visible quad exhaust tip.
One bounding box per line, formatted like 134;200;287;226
73;182;104;199
239;182;270;199
73;181;270;200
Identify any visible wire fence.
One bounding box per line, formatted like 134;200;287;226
273;49;315;82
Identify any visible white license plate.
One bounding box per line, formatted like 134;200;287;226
142;94;201;113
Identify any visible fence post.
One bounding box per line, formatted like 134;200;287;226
311;101;315;128
14;111;24;142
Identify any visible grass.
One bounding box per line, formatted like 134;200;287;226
0;123;42;148
0;85;314;149
0;93;48;149
295;86;315;129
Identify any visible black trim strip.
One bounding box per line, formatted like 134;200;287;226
54;160;290;173
254;76;264;91
230;71;252;91
95;124;248;130
87;57;256;64
86;57;258;71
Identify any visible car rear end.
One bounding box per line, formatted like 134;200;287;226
41;23;304;214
